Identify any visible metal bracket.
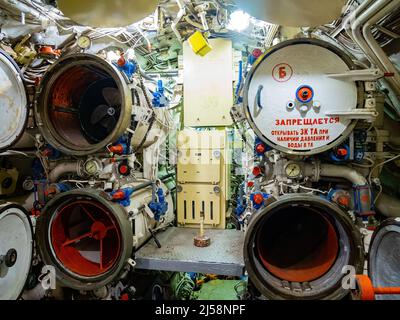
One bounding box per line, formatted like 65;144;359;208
326;69;384;81
325;109;378;121
144;205;155;219
230;105;246;123
327;96;379;121
171;0;186;41
127;258;136;268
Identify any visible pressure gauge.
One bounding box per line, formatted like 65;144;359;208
84;159;102;176
77;35;92;49
285;162;302;179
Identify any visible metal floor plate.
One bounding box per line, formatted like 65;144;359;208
134;227;245;276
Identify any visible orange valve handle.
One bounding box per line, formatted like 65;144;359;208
296;85;314;103
374;287;400;295
355;275;400;300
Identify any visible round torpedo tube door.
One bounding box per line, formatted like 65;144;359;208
243;195;364;300
34;53;133;156
366;218;400;300
0;50;28;151
0;204;33;300
36;189;133;291
244;39;361;156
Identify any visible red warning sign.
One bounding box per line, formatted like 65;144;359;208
270;117;341;149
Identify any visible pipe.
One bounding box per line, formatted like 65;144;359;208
346;0;400;100
320;164;368;186
319;164;373;216
131;174;175;193
376;193;400;217
133;180;154;192
344;0;373;46
171;1;186;41
48;162;82;183
0;0;42;20
351;0;390;69
363;0;400;96
140;71;174;94
235;60;243;99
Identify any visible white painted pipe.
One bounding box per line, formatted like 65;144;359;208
0;0;42;19
347;0;400;100
350;0;390;69
48;162;82;183
362;0;400;94
344;0;373;43
320;164;368;186
345;0;400;103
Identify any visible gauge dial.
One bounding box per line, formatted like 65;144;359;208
285;163;302;179
77;36;92;49
84;159;101;176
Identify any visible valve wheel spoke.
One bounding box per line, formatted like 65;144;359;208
100;239;104;270
105;225;116;232
79;204;96;221
62;231;93;247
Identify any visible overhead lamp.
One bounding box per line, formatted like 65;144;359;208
227;10;251;32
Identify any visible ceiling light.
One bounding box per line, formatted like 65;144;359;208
227;10;251;32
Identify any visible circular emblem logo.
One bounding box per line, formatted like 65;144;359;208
272;63;293;82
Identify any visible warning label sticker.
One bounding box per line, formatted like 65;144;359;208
274;117;340;126
269;117;341;149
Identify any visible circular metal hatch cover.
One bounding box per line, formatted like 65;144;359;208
368;218;400;300
244;39;359;156
0;51;28;151
0;204;33;300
